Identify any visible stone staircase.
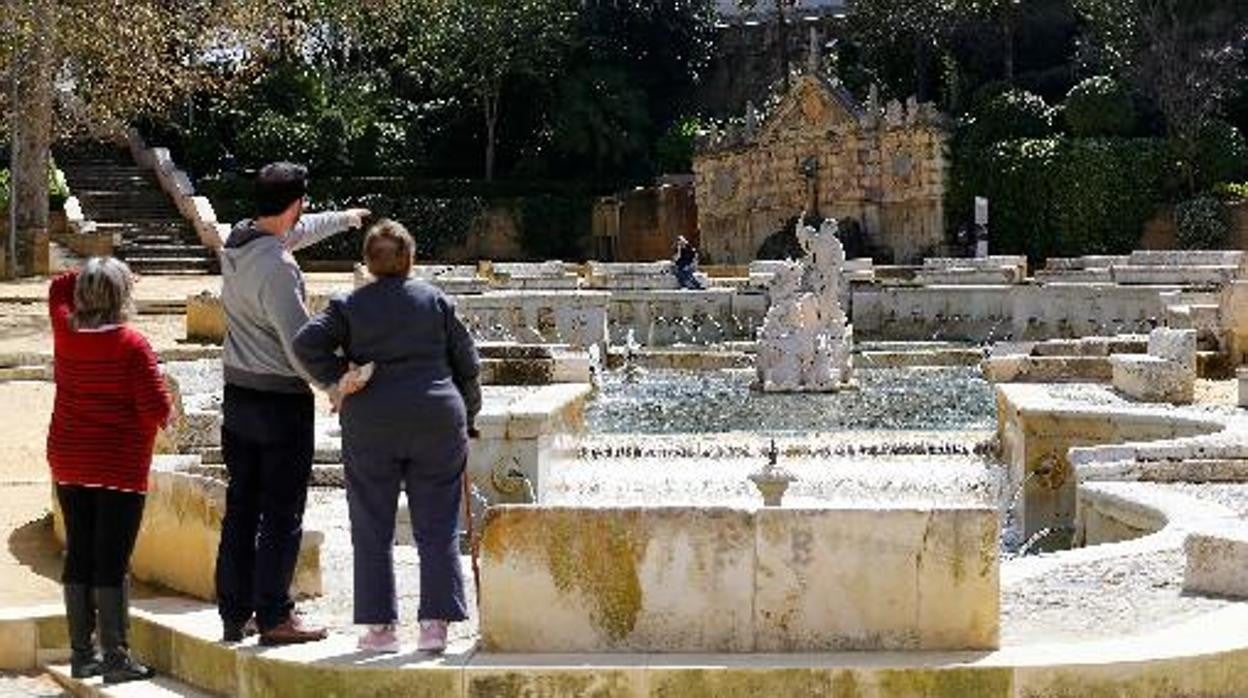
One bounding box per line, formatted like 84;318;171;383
57;146;218;275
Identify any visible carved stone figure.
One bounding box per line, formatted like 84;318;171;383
756;216;854;392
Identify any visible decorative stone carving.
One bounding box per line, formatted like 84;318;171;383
692;73;949;264
756;216;854;392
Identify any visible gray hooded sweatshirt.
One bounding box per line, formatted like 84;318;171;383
220;212;358;394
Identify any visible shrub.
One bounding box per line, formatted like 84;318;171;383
1194;121;1248;191
654;117;702;174
1175;196;1231;250
0;164;72;211
1064;76;1137;137
1214;181;1248;201
963;88;1054;150
948;137;1173;261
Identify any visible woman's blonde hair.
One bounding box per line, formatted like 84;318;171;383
72;257;134;330
362;219;415;278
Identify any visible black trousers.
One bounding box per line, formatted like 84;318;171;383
215;384;314;631
57;484;145;587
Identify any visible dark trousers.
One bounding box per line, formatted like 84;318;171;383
344;440;467;625
675;265;704;290
57;485;145;586
215;384;314;631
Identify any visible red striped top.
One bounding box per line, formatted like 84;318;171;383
46;271;173;493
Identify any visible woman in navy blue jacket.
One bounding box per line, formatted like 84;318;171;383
294;220;481;654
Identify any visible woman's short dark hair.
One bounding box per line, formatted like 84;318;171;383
254;162;308;217
363;220;415;278
72;257;134;330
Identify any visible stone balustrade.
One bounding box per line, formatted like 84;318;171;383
479;505;998;653
127;129;227;250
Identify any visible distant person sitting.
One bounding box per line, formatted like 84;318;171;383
673;236;704;290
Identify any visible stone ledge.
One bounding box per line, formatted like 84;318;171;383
24;598;1248;697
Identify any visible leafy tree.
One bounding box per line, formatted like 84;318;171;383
1073;0;1248;193
1;0;280;277
417;0;576;181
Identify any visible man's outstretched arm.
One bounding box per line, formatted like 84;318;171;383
283;209;370;252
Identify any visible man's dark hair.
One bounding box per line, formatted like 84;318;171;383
254;162;309;217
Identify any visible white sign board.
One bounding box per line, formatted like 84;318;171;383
974;197;989;226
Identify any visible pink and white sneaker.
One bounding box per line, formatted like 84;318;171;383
417;620;448;653
357;624;400;653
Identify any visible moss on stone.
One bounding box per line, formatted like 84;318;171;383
483;509;647;645
648;668;831;697
468;670;635;698
877;667;1012;697
242;662;459;698
36;615;67;651
544;511;646;643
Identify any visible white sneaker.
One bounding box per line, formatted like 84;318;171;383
357;624;400;653
417;620;448;653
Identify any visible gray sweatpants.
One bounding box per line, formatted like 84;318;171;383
343;439;468;625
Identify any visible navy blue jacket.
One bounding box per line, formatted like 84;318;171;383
293;277;481;459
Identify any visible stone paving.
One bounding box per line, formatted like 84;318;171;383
0;674;63;698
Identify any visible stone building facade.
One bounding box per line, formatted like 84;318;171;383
692;73;950;264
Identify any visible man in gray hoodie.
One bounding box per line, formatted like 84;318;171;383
215;162;368;646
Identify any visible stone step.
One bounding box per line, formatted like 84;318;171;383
46;664;214;698
117;245;214;259
118;255;216;268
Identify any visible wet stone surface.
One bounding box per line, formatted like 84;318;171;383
586;367;996;434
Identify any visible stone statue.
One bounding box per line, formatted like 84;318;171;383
756;216;854;392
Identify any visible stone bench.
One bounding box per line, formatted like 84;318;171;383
1110;328;1197;404
479;505;999;653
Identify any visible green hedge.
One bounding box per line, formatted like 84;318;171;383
949;137;1173;260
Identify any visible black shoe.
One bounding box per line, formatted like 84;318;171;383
69;649;102;679
95;583;156;685
102;651;156;685
222;617;258;643
63;584;101;678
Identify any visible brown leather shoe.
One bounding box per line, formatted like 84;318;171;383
259;613;328;646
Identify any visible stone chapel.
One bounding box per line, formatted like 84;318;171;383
692;70;950;264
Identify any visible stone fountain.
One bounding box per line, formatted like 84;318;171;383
756;216;854;392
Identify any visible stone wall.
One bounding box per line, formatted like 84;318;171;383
592;184;698;263
693;74;948;264
52;457;322;602
480;505;999;653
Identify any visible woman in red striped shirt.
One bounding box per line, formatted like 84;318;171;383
48;257;172;685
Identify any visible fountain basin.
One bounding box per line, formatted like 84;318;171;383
479;505;999;653
587;367;994;434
